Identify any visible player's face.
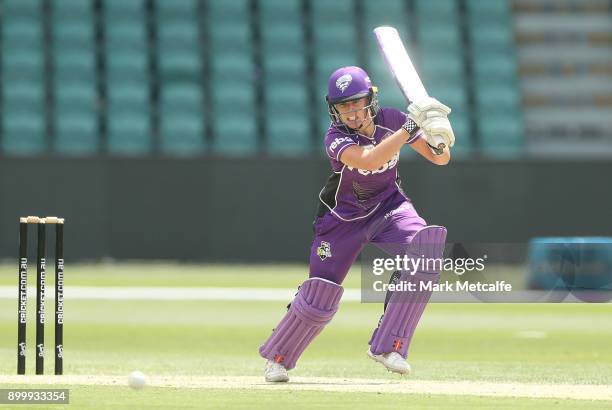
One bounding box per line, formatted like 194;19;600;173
335;97;371;130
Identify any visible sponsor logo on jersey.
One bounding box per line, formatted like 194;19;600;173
347;144;399;176
316;241;332;261
336;74;352;93
329;137;353;153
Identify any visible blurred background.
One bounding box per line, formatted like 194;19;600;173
0;0;611;262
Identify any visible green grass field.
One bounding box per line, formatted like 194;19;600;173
0;264;611;409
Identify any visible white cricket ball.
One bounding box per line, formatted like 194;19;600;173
128;370;147;390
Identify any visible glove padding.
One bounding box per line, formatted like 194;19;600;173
421;113;455;148
407;97;451;127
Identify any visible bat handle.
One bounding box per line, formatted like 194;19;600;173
428;134;447;156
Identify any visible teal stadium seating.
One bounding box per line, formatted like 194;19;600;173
52;0;98;154
1;0;45;154
208;0;257;155
0;0;526;159
362;0;409;110
362;0;416;158
265;85;310;155
311;0;359;139
467;0;523;156
157;0;205;155
414;0;457;17
104;0;151;155
261;0;310;155
415;0;472;157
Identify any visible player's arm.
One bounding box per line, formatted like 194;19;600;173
410;136;451;165
339;128;411;171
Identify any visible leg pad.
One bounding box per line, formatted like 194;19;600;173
369;226;446;357
260;277;343;370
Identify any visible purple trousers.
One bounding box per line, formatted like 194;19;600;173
309;192;427;284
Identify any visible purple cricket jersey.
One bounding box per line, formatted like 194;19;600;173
318;107;423;221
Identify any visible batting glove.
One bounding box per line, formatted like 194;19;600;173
421;114;455;148
407;97;451;127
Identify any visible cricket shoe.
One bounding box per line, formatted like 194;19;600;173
367;349;411;375
264;360;289;382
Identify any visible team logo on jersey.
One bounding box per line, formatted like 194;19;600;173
336;74;352;93
316;241;332;261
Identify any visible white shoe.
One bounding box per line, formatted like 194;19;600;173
264;360;289;382
367;349;411;375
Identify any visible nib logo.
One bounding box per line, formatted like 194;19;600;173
57;344;63;359
37;344;44;357
19;342;26;357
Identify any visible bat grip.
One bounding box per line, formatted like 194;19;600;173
428;134;447;156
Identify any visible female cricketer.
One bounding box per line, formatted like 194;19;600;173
259;66;455;382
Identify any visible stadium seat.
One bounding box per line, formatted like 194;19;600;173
52;0;98;154
157;0;198;18
366;55;407;110
103;1;151;155
466;0;510;17
2;113;45;155
208;21;251;54
159;81;205;154
208;0;256;154
2;52;44;86
160;110;205;155
262;53;306;82
159;52;201;79
55;112;98;154
267;114;310;155
479;113;523;157
261;24;303;52
265;83;309;155
158;24;199;49
363;0;406;23
54;49;95;77
53;0;92;16
420;51;465;84
427;83;468;112
311;0;359;138
52;23;93;46
208;0;250;20
1;1;46;155
260;0;301;21
210;53;253;80
470;23;514;51
364;0;408;58
447;114;473;158
259;1;309;153
363;0;409;58
212;119;258;155
475;85;521;108
107;110;151;155
318;105;334;137
414;0;457;18
106;54;147;84
2;0;41;14
105;23;147;49
2;85;43;106
418;24;462;50
267;83;308;108
472;52;517;83
105;0;145;18
466;0;522;155
3;21;42;49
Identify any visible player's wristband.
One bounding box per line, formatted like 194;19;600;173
401;118;420;144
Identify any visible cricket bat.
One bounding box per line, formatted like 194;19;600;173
373;26;449;155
